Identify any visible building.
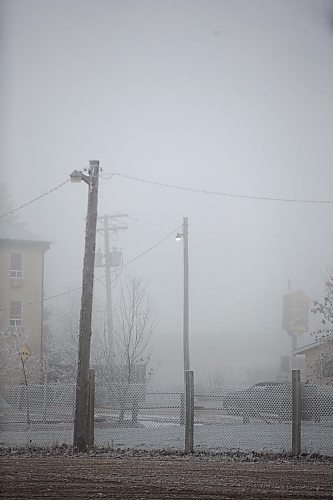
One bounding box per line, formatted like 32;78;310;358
295;340;333;385
0;223;50;382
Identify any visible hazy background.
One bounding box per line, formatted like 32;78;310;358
1;0;333;384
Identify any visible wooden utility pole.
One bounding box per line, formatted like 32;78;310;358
73;160;100;451
97;214;128;358
103;214;114;356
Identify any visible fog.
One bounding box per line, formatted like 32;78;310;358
1;0;333;384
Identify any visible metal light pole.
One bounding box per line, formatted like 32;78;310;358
176;216;190;377
71;160;100;451
177;217;193;452
183;217;190;374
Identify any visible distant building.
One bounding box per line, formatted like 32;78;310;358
295;341;333;385
0;224;50;381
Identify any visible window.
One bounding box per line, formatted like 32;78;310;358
10;253;23;278
10;301;22;326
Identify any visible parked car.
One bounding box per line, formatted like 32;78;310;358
0;395;11;410
302;384;333;420
0;395;11;424
224;382;292;421
223;381;333;422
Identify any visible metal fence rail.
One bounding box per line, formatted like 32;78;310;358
1;380;332;456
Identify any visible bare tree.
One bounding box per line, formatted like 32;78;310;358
117;275;155;381
41;276;156;424
203;363;225;388
0;323;40;385
44;300;80;382
95;274;157;424
0;302;76;386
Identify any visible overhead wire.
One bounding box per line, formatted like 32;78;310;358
119;225;181;268
103;172;333;205
5;167;330;313
0;225;181;312
2;171;332;220
0;179;70;219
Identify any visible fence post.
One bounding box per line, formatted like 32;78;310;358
185;370;194;453
87;369;95;449
292;369;301;455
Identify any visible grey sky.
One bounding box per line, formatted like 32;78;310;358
1;0;333;383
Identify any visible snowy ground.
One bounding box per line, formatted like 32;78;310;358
1;414;333;456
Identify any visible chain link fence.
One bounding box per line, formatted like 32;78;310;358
0;383;75;447
193;382;333;456
1;380;332;455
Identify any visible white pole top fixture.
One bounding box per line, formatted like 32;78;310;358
70;170;83;183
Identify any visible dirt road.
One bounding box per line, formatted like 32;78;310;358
1;454;333;499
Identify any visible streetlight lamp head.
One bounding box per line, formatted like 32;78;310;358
175;232;183;241
70;170;83;183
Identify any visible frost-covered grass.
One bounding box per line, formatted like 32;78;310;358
1;443;333;464
1;418;333;456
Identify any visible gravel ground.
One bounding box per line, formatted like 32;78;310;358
1;449;333;499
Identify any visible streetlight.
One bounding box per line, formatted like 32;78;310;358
177;216;194;453
69;169;88;183
176;216;190;376
71;160;100;451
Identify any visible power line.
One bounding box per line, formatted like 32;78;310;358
0;179;70;219
0;284;84;312
120;225;181;267
0;225;181;312
103;172;333;205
